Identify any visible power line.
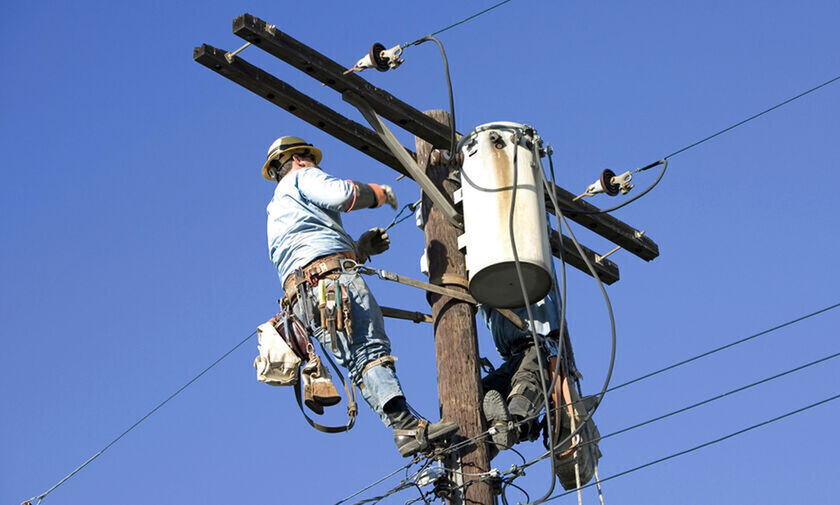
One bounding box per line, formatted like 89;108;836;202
338;301;840;504
544;391;840;502
403;0;516;48
662;73;840;161
512;347;840;475
566;73;840;216
607;301;840;393
600;350;840;442
25;329;258;505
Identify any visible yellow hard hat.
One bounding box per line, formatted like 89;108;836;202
262;136;323;180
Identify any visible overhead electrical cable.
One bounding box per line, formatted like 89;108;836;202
542;392;840;502
25;329;258;505
338;301;840;505
607;301;840;394
511;348;840;474
563;73;840;216
598;350;840;443
402;0;516;48
661;72;840;160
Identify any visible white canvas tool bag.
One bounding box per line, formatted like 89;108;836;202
254;319;302;386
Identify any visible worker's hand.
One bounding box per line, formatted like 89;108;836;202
356;227;390;262
381;185;398;210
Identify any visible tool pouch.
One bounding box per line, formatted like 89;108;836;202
254;319;302;386
338;283;353;339
301;355;342;415
317;278;352;349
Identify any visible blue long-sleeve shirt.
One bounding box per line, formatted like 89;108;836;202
478;289;561;360
267;167;359;285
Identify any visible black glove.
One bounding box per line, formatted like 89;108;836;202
356;227;391;262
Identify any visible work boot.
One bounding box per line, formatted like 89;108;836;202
482;389;516;459
385;397;459;457
508;395;541;443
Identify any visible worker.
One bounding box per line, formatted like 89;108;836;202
264;136;458;457
479;289;561;456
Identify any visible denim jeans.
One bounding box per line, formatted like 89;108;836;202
292;268;404;425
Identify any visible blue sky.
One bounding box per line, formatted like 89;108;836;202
3;1;839;504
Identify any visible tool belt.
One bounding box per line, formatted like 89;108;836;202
283;251;356;351
283;250;357;303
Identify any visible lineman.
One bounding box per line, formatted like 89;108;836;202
479;290;561;456
264;136;458;457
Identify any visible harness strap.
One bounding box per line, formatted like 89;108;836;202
373;269;526;330
293;344;358;434
360;355;397;377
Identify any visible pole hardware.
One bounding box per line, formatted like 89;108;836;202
343;91;464;229
345;43;404;74
415;461;446;487
575;169;635;201
430;148;463;167
224;42;252;63
596;230;645;264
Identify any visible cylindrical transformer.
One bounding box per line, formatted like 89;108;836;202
457;122;553;308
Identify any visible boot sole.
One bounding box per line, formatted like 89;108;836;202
483;389;516;451
396;422;460;457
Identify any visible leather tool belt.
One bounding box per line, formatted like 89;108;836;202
283;250;357;305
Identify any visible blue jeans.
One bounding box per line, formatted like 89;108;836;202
292;268;404;426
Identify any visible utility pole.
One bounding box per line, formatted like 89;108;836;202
194;13;660;504
417;111;492;505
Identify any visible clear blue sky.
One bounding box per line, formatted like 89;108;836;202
3;1;839;504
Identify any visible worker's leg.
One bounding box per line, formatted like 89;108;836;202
507;344;548;442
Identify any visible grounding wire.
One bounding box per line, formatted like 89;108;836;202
543;392;840;502
25;328;258;505
402;0;516;48
561;72;840;216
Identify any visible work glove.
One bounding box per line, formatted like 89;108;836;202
381;185;398;210
356;227;390;262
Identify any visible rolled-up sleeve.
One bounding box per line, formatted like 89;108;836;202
295;168;355;211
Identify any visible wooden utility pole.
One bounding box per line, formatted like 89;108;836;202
195;14;662;504
418;111;492;505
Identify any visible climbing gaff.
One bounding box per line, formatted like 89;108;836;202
455;121;554;309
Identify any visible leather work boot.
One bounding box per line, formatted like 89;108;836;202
482;389;516;459
385;397;459;457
